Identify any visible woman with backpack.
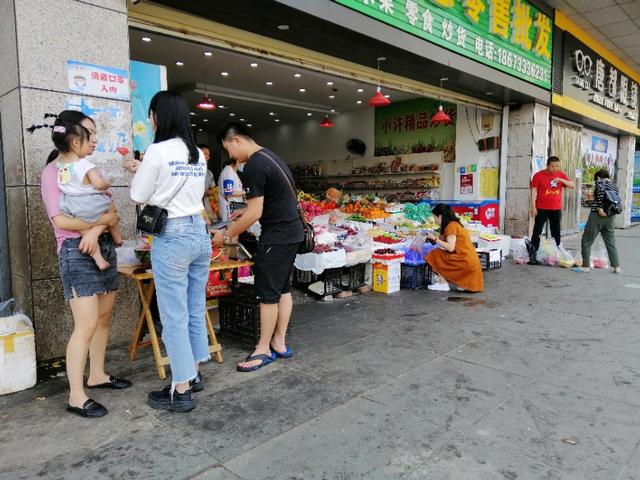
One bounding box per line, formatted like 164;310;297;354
574;169;622;273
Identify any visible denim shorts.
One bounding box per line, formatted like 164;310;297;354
59;235;118;301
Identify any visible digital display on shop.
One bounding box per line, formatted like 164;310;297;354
333;0;553;89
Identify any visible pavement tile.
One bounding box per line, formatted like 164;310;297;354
446;329;576;378
363;356;530;434
403;447;566;480
597;319;640;357
224;397;452;480
504;309;611;340
155;368;353;463
540;344;640;407
0;430;220;480
289;324;460;394
441;381;640;480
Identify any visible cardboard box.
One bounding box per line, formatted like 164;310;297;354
372;262;401;294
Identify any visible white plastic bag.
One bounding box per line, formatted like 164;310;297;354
557;246;575;268
0;299;37;395
591;238;610;269
116;239;138;266
511;238;529;264
536;238;559;266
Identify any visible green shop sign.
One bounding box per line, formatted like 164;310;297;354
374;98;456;159
334;0;553;89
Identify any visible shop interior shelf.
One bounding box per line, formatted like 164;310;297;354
300;185;440;192
295;171;439;180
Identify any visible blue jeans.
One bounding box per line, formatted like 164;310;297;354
151;215;212;385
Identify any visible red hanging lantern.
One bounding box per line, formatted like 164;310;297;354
319;115;335;128
430;105;452;125
196;96;216;110
368;87;391;107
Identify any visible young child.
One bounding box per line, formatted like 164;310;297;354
31;113;123;270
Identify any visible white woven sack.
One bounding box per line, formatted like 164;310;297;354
0;314;37;395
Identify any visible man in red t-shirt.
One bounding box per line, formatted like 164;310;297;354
530;156;575;252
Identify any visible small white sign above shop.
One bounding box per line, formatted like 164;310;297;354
67;60;130;101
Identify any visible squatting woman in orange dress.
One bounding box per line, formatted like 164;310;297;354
424;203;484;292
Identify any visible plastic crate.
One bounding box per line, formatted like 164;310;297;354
342;264;366;290
477;249;502;270
219;288;260;349
293;268;319;289
400;263;434;289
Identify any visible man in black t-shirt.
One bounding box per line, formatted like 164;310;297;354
213;122;303;372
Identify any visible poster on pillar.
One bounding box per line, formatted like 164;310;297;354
67;61;129;101
632;151;640;223
374;98;455;160
130;61;167;154
65;96;130;184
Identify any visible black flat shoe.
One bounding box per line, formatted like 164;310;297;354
148;385;195;412
66;399;108;418
87;376;132;390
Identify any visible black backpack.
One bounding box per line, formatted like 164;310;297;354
603;186;623;216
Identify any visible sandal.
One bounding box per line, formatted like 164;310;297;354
271;345;294;359
66;399;108;418
237;353;274;372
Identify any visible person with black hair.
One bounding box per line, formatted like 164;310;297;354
36;110;130;418
213;122;303;372
530;156;574;254
425;203;484;292
574;169;622;273
125;91;210;412
197;143;217;224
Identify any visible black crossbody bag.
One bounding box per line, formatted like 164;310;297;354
258;151;315;254
136;176;188;234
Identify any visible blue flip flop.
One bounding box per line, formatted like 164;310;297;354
271;346;295;359
237;353;273;372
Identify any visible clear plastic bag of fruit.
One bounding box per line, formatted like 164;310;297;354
591;238;610;269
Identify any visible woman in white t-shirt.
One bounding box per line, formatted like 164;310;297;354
218;158;245;222
125;91;211;413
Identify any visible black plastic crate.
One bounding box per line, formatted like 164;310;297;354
400;263;434;289
294;267;343;297
342;264;366;290
477;249;502;270
293;268;319;288
219;289;259;349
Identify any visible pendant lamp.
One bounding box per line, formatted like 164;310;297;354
197;57;216;110
430;78;452;126
319;115;335;128
368;57;391;107
196;97;216;110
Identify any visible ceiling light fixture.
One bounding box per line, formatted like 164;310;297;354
356;100;362;104
319;115;335;128
229;113;236;117
142;36;151;42
299;88;306;93
331;109;335;112
221;71;229;77
357;88;364;93
307;112;312;116
329;95;335;99
384;94;391;99
430;77;452;126
218;105;225;109
196;57;216;111
266;81;273;86
278;24;290;30
176;61;184;66
247;123;253;127
368;57;391;107
240;118;245;121
191;123;196;127
326;81;334;86
203;119;208;122
190;112;196;116
269;112;275;116
275;119;280;122
204;51;213;57
250;63;258;68
294;73;302;78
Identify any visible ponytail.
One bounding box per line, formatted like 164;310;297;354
46;149;59;164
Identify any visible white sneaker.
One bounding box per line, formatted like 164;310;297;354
427;283;450;292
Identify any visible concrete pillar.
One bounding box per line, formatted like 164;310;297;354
0;0;138;360
503;103;550;237
616;135;635;229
